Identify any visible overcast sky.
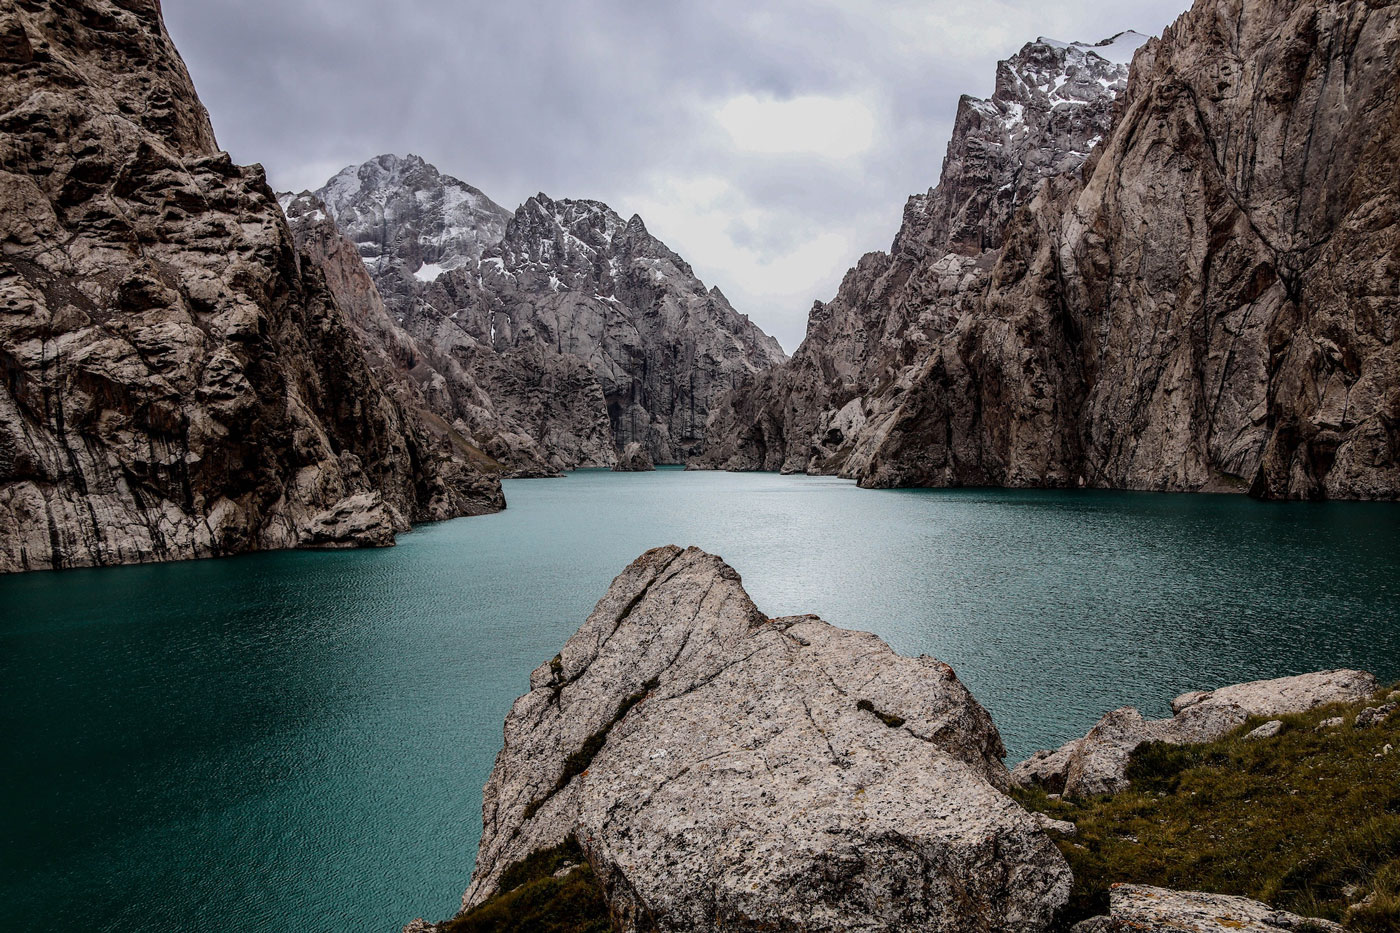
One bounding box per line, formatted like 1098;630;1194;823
164;0;1189;353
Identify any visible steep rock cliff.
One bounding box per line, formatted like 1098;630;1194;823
700;0;1400;501
0;0;501;573
695;33;1141;476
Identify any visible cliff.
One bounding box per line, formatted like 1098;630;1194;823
698;0;1400;500
0;0;502;573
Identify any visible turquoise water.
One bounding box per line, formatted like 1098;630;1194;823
4;469;1399;932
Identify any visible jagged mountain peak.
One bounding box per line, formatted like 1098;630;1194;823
314;154;510;273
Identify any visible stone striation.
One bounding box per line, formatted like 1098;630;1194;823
311;161;787;469
700;0;1400;502
448;546;1071;932
1011;670;1377;797
0;0;501;573
1071;884;1345;933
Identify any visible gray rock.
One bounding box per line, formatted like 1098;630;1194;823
1071;883;1344;932
454;546;1071;932
0;0;502;574
1244;720;1284;741
611;442;655;472
1033;812;1078;836
1355;704;1396;728
1014;670;1376;798
1172;671;1377;718
1316;717;1344;731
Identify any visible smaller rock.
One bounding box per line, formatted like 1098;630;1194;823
1384;744;1393;756
1071;883;1345;932
300;492;402;548
1033;812;1078;836
611;441;655;472
1315;717;1344;731
1244;720;1284;741
1355;703;1396;728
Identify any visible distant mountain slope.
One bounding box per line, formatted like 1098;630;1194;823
304;158;786;467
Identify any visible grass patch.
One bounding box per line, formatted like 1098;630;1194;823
443;837;612;933
1012;686;1400;931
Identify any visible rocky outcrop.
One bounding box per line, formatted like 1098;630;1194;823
700;0;1400;502
312;161;786;470
1012;670;1377;797
1071;884;1345;933
449;546;1071;932
611;441;654;472
0;0;502;573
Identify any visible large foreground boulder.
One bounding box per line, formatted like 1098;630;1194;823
1071;884;1344;933
1013;670;1377;797
455;546;1071;932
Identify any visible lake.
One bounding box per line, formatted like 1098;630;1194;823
4;469;1398;932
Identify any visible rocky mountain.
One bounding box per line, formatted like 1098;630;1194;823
695;31;1143;477
304;159;787;468
698;0;1400;501
0;0;502;573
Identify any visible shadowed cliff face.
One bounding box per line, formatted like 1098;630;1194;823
699;0;1400;501
0;0;502;573
312;161;788;468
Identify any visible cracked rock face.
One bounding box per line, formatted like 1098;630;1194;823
458;546;1071;932
1012;670;1377;797
311;162;786;469
0;0;501;573
700;0;1400;501
1071;884;1344;933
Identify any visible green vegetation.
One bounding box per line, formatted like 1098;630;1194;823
1012;686;1400;931
443;838;612;933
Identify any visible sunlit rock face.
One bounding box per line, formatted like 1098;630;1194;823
0;0;501;574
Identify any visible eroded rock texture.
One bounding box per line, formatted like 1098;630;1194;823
700;0;1400;501
450;546;1071;932
0;0;501;573
308;160;787;469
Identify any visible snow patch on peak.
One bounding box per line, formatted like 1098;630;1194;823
413;262;448;283
1084;30;1151;64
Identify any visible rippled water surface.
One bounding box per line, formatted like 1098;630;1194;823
5;469;1399;932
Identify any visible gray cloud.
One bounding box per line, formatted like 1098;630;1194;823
164;0;1191;351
